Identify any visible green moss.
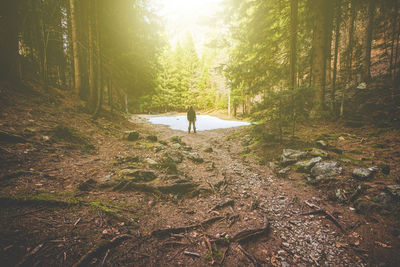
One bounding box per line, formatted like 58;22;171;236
90;201;120;214
338;155;364;166
226;129;243;141
0;191;78;206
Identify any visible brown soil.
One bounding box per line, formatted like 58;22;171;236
0;83;399;266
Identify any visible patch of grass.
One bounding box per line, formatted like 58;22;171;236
226;129;243;141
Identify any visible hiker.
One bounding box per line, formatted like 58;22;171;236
187;106;196;133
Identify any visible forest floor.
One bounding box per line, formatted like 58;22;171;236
0;82;399;266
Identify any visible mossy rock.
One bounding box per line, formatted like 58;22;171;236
123;131;139;141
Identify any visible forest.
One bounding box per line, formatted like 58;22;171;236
0;0;400;266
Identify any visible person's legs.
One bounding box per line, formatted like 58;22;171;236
193;121;196;133
188;121;192;133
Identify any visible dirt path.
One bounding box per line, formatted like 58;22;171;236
122;115;367;266
0;99;391;266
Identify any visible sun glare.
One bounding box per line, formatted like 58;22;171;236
152;0;223;52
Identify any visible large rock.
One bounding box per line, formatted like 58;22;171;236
310;161;342;180
280;149;307;166
352;168;374;180
164;150;183;163
123;131;139;141
185;152;204;163
295;157;322;173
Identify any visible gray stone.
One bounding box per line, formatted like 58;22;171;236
123;131;139;141
185;152;203;163
278;167;291;177
281;149;307;166
145;158;158;166
281;261;290;267
295;157;322;173
311;161;342;179
171;143;181;150
352;168;374;180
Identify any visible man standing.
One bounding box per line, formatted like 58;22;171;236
187;106;196;133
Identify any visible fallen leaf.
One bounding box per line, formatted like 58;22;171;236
375;241;392;248
336;242;348;248
354;240;360;246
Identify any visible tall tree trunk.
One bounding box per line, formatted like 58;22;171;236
332;0;342;113
340;1;355;118
0;0;18;82
289;0;298;91
93;0;103;118
290;0;298;136
362;0;375;82
311;0;332;111
395;19;400;81
389;0;398;80
69;0;81;95
88;0;95;110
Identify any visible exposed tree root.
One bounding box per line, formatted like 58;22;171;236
72;234;132;267
302;200;345;232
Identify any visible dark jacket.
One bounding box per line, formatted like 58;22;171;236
187;107;196;121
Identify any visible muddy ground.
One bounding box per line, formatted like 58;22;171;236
0;84;399;266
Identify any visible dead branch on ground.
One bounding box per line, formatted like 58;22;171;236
302;200;345;232
72;234;132;267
